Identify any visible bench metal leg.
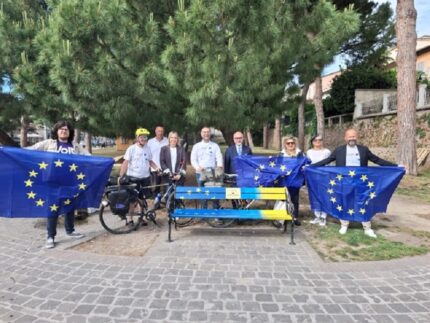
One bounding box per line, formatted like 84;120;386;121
290;220;295;245
283;220;287;233
168;217;173;242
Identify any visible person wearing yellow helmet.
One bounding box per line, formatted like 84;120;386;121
119;127;161;203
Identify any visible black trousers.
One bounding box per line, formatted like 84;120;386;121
151;171;164;197
287;187;300;219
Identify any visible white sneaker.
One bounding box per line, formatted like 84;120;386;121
339;226;348;235
45;237;55;249
364;229;377;238
318;218;326;226
67;231;85;239
309;218;320;224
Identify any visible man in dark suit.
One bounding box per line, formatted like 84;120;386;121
312;128;397;238
224;131;252;174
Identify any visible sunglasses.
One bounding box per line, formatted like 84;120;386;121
286;142;295;145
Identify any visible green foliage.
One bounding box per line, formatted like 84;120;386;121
323;66;397;116
285;103;317;138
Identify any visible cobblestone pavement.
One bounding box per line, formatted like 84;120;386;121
0;216;429;323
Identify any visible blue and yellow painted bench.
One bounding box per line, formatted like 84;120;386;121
168;186;295;244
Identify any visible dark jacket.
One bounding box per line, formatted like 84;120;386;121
160;145;187;174
312;144;396;167
224;144;252;174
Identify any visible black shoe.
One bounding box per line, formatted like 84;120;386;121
294;219;301;226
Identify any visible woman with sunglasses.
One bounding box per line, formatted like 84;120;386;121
281;136;304;226
306;134;331;226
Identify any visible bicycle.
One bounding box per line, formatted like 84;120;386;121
99;176;158;234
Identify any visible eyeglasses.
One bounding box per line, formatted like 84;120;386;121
234;137;243;140
286;142;295;145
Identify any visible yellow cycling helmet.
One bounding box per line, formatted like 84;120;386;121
135;128;150;137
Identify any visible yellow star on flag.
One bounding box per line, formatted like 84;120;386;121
69;163;78;172
360;175;368;182
287;170;292;176
27;191;36;199
259;164;265;170
24;179;34;187
73;193;79;198
50;204;59;212
269;161;276;167
78;183;87;190
329;180;336;186
254;175;259;181
330;197;337;203
29;170;38;178
336;174;343;181
196;188;201;192
54;159;64;167
370;192;376;199
348;170;356;177
35;199;45;207
205;190;210;195
337;205;343;211
38;161;48;170
348;209;354;215
187;190;192;195
367;181;375;188
64;199;71;205
327;188;334;194
77;172;86;180
280;165;286;172
274;179;279;184
359;208;366;214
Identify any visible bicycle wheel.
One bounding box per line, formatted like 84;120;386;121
205;199;235;228
99;201;141;234
167;195;193;227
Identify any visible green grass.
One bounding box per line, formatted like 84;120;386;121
306;223;428;262
397;169;430;203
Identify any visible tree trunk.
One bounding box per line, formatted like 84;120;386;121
313;75;324;137
298;83;310;152
0;128;19;147
396;0;417;175
273;118;282;151
263;124;269;149
20;115;30;147
246;129;255;150
85;132;92;154
221;128;235;146
74;128;81;146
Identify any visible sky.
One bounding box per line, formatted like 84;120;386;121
324;0;430;75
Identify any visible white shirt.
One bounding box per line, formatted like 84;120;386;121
306;148;331;164
346;145;360;166
191;140;223;172
147;136;168;171
170;147;177;172
124;144;153;178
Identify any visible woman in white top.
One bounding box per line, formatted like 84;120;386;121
306;134;331;226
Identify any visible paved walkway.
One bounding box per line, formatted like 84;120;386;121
0;208;430;322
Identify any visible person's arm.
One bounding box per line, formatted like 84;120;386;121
190;144;200;171
26;139;49;151
119;160;128;179
159;147;168;171
215;144;223;168
311;149;337;167
366;147;397;166
149;160;161;171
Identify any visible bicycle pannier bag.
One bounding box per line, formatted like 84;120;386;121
108;189;130;215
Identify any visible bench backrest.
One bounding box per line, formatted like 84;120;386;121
175;186;288;201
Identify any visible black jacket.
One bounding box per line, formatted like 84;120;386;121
312;144;396;167
224;144;252;174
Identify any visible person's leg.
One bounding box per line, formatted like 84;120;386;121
64;211;84;238
151;171;160;197
46;215;58;239
362;221;376;237
287;187;300;225
319;212;327;226
339;219;349;234
310;210;321;224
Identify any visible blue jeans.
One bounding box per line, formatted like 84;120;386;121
47;211;75;239
196;173;219;209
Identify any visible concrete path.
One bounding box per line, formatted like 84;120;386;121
0;196;429;322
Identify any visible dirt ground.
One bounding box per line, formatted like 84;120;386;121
72;167;430;260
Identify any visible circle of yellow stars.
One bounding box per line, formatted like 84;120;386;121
327;170;377;216
24;159;88;214
253;157;294;187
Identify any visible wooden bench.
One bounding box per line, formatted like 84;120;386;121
168;186;295;244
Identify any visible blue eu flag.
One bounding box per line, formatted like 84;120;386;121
0;146;114;218
234;155;310;188
304;166;405;222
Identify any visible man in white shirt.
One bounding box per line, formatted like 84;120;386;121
147;126;168;197
191;127;223;185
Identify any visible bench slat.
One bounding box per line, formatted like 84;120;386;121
176;186;287;200
176;186;286;194
172;208;292;221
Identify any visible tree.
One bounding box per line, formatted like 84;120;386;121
396;0;417;175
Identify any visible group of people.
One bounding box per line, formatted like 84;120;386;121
282;128;398;238
31;121;397;249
